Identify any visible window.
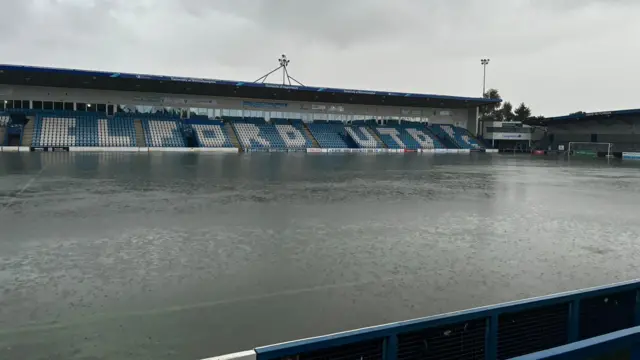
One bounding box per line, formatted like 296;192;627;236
54;102;63;110
97;104;106;113
64;102;74;111
76;103;87;111
43;101;53;110
223;109;242;117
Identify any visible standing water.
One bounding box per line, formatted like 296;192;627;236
1;152;639;360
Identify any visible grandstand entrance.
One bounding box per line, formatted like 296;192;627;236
568;142;613;158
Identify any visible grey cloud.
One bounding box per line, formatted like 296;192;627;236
1;0;639;115
178;0;418;47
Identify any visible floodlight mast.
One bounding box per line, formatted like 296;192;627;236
254;54;305;86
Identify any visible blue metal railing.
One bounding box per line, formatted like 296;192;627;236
252;279;640;360
511;325;640;359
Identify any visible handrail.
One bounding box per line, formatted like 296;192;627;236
252;278;640;360
510;325;640;359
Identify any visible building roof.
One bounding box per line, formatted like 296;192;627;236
541;108;640;123
0;64;500;109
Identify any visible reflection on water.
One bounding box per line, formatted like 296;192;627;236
1;152;640;360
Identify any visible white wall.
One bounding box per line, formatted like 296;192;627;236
482;121;544;141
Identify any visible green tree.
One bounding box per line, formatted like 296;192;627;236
501;101;515;122
481;88;501;116
514;103;532;122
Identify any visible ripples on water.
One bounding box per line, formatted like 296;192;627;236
1;152;640;359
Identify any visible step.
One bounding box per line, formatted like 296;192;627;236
21;119;35;146
133;119;147;147
224;123;242;150
302;123;320;148
366;127;387;148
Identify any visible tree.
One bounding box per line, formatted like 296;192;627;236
514;103;532;122
525;115;546;126
481;88;501;116
501;101;515;122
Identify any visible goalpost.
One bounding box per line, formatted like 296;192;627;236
567;142;613;158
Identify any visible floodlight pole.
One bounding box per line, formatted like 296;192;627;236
478;58;491;138
254;65;283;83
481;58;490;97
254;55;305;86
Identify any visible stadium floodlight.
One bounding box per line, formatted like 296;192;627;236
87;104;92;107
254;54;305;86
480;59;490;96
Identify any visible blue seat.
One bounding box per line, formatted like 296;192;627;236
142;119;187;147
231;119;310;150
430;124;483;149
307;123;349;148
192;123;234;148
373;124;444;150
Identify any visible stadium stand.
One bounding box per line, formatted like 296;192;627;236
307;122;350;148
0;114;9;126
273;118;315;148
4;109;489;152
374;125;444;150
231;118;311;150
98;118;136;147
191;121;234;148
141;118;186;147
430;124;484;149
233;121;281;149
345;126;383;148
33;115;79;147
276;124;312;148
31;114;138;147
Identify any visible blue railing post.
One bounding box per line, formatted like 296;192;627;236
632;290;640;360
486;314;498;360
568;299;580;342
384;334;397;360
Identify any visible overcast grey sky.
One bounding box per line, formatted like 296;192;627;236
2;0;639;115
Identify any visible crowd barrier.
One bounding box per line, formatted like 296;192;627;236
0;146;486;155
622;152;640;160
204;278;640;360
0;146;30;152
309;148;473;154
244;148;307;153
69;147;139;152
65;147;238;153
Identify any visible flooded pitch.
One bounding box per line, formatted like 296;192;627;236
1;152;640;360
